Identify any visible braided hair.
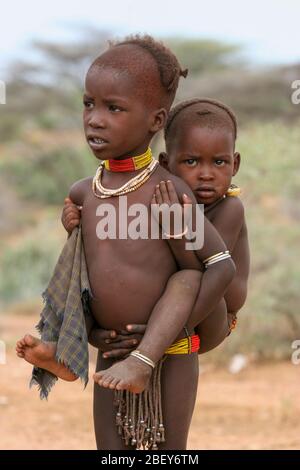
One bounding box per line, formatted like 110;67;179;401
91;34;188;110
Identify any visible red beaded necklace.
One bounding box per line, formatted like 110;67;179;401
104;147;152;172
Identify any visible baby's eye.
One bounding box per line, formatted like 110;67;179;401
109;104;123;112
215;159;225;166
83;100;94;109
185;159;198;167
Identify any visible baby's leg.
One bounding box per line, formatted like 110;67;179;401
16;334;77;381
94;269;201;393
192;299;231;354
93;351;199;450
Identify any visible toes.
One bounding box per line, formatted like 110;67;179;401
16;344;24;353
115;380;128;391
100;375;115;388
24;334;37;347
108;378;120;390
93;372;105;383
17;339;25;348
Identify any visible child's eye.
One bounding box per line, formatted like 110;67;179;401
185;159;198;167
109;104;123;112
215;159;225;166
83;100;94;109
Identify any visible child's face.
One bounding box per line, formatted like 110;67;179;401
83;67;159;160
164;125;240;205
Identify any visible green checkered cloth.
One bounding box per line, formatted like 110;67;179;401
30;225;93;399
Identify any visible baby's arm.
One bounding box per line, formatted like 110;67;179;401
156;180;249;337
155;180;248;317
206;195;249;313
155;178;236;327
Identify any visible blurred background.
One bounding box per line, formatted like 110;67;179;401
0;0;300;450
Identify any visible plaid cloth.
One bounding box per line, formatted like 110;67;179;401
30;225;93;399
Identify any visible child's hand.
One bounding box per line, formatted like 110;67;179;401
89;324;146;359
61;197;82;234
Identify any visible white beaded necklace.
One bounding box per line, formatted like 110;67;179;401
92;158;159;198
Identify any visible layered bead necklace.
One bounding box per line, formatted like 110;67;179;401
92;147;159;199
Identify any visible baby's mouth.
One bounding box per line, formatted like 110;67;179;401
195;188;215;199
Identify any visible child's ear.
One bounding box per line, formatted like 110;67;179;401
159;152;169;170
232;152;241;176
150;108;168;133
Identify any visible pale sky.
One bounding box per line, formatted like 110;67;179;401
1;0;300;75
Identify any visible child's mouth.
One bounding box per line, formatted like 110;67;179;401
88;137;108;150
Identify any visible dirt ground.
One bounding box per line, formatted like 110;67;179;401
1;310;300;450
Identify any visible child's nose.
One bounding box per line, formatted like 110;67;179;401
88;110;107;129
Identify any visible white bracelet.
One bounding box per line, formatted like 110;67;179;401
130;350;156;369
203;250;231;268
163;226;188;239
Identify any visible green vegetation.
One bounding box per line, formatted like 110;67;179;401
1;146;97;205
0;239;58;303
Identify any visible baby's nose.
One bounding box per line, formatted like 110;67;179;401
198;170;214;181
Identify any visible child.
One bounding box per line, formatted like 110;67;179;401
16;36;236;450
62;98;249;363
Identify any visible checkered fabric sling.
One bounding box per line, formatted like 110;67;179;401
30;226;93;399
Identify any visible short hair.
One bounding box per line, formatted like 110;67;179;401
165;98;238;146
90;34;188;110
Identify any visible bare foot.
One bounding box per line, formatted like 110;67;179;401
16;334;77;382
93;355;152;394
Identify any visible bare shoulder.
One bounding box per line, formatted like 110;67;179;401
218;196;245;220
211;196;245;234
69;176;93;206
209;197;246;252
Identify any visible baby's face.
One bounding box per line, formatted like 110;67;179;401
166;125;239;205
83;66;154;160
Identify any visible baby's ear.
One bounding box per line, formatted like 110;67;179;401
159;152;169;170
233;152;241;176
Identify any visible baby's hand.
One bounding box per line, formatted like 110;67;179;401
151;180;192;236
61;197;82;234
89;324;146;359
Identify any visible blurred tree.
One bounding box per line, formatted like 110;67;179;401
0;29;110;140
1;30;300;143
166;38;243;73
